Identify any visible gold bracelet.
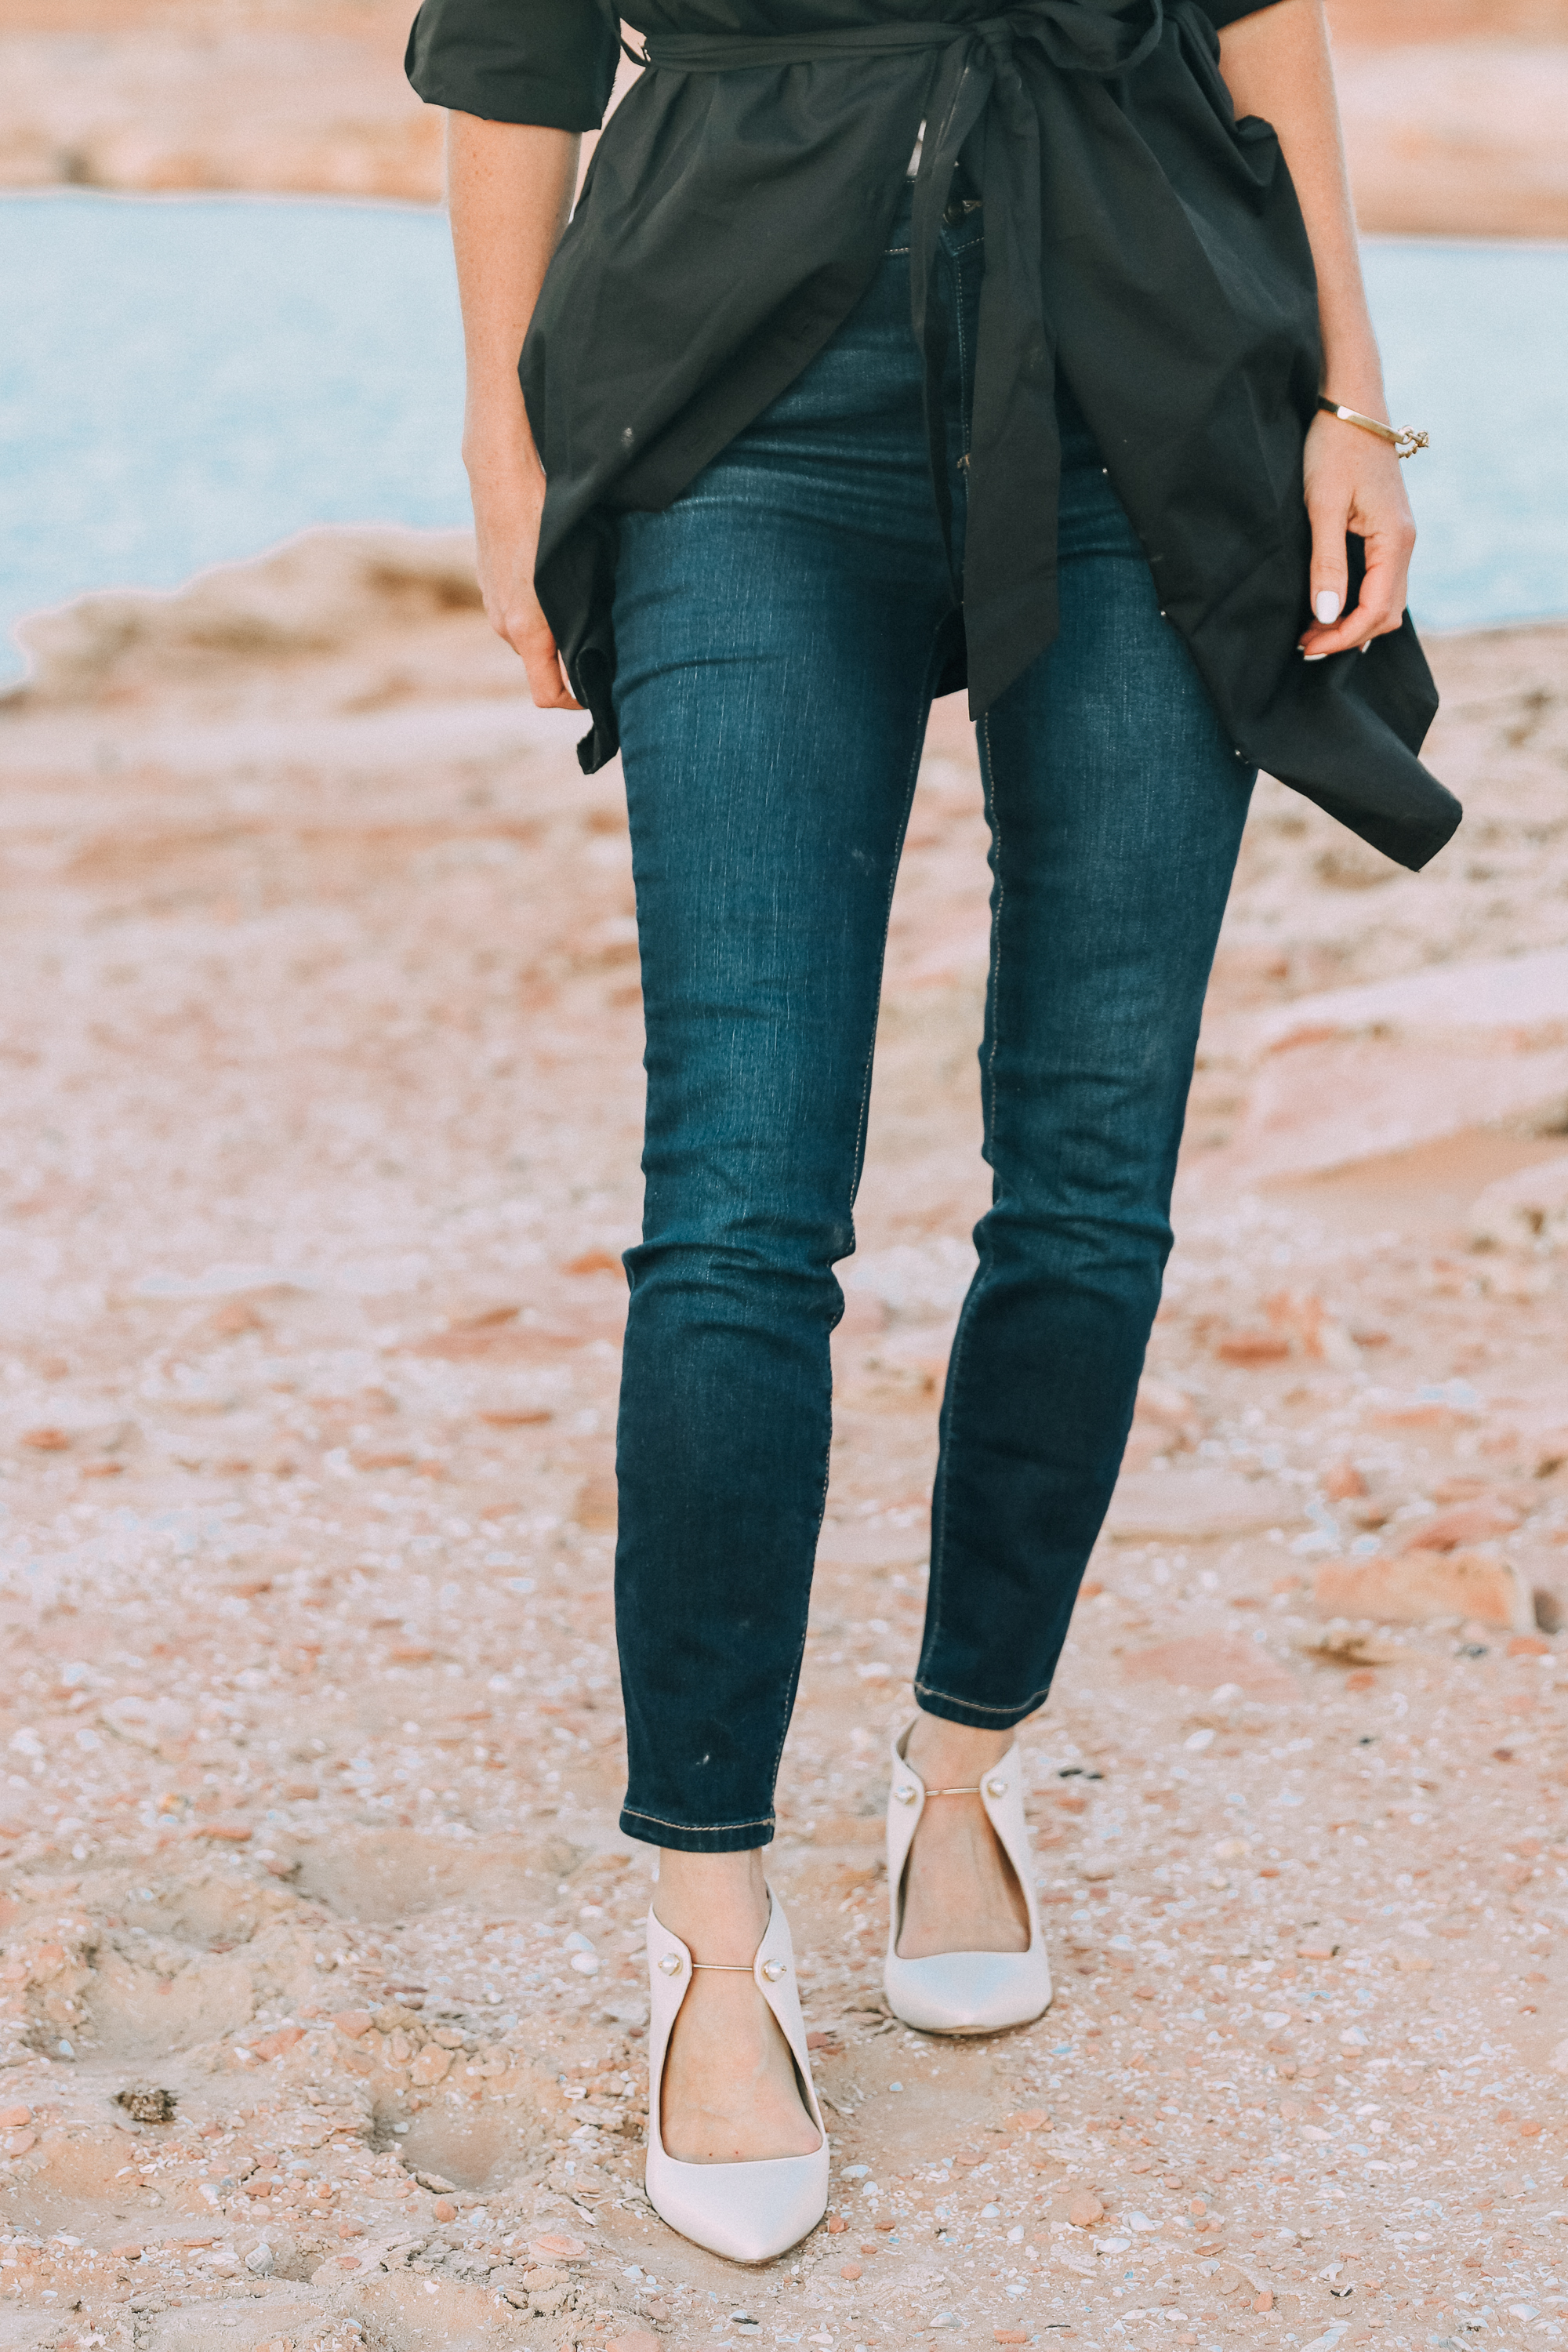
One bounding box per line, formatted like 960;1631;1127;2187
1316;396;1429;461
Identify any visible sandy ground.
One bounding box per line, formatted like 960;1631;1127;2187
0;0;1566;234
0;533;1564;2350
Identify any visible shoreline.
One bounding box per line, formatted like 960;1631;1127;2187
0;6;1565;236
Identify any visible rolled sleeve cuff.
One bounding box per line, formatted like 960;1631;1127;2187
405;0;620;131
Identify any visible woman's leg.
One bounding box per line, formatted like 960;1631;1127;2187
611;200;957;2147
903;428;1256;1954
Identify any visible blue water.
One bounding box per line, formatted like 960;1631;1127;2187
1;191;1565;685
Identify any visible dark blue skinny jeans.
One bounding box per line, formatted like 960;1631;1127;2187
609;188;1254;1853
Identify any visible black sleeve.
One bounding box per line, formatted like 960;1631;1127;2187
1196;0;1291;25
406;0;620;130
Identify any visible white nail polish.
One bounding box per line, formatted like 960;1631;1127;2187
1314;590;1342;625
1301;652;1329;662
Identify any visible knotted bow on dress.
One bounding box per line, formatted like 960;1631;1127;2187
644;0;1166;709
512;0;1460;869
911;0;1167;706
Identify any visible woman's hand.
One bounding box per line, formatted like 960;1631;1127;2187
445;113;583;711
465;404;582;711
1298;408;1417;660
1216;4;1418;664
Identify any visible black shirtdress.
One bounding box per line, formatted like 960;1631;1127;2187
406;0;1461;872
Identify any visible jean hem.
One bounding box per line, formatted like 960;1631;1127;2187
619;1805;776;1855
913;1681;1049;1731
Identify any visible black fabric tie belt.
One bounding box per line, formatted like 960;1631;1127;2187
640;2;1167;709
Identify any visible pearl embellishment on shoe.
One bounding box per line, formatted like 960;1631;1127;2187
760;1959;787;1981
985;1776;1007;1798
659;1953;684;1975
895;1784;918;1804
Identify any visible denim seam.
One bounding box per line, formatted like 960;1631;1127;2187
920;706;1003;1704
844;691;928;1209
765;1522;817;1843
620;1805;775;1834
913;1676;1051;1719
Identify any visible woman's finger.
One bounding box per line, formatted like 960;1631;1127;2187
1305;494;1350;634
1299;508;1414;659
520;630;584;711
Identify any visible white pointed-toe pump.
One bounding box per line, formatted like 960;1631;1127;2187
644;1888;829;2263
883;1722;1053;2034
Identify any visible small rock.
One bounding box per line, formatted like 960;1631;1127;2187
20;1427;71;1450
1367;1399;1476;1434
332;2010;372;2038
1468;1151;1568;1255
826;2216;848;2234
115;2085;176;2123
1122;1633;1297;1700
248;2025;303;2061
1009;2108;1048;2131
1301;1628;1397;1669
1107;1468;1291;1542
840;2263;862;2280
1315;1548;1529;1632
0;2104;32;2129
528;2233;587;2261
1321;1461;1367;1501
1069;2194;1105;2227
432;2197;457;2221
412;2044;452;2084
1398;1498;1521;1552
1214;1329;1291;1365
